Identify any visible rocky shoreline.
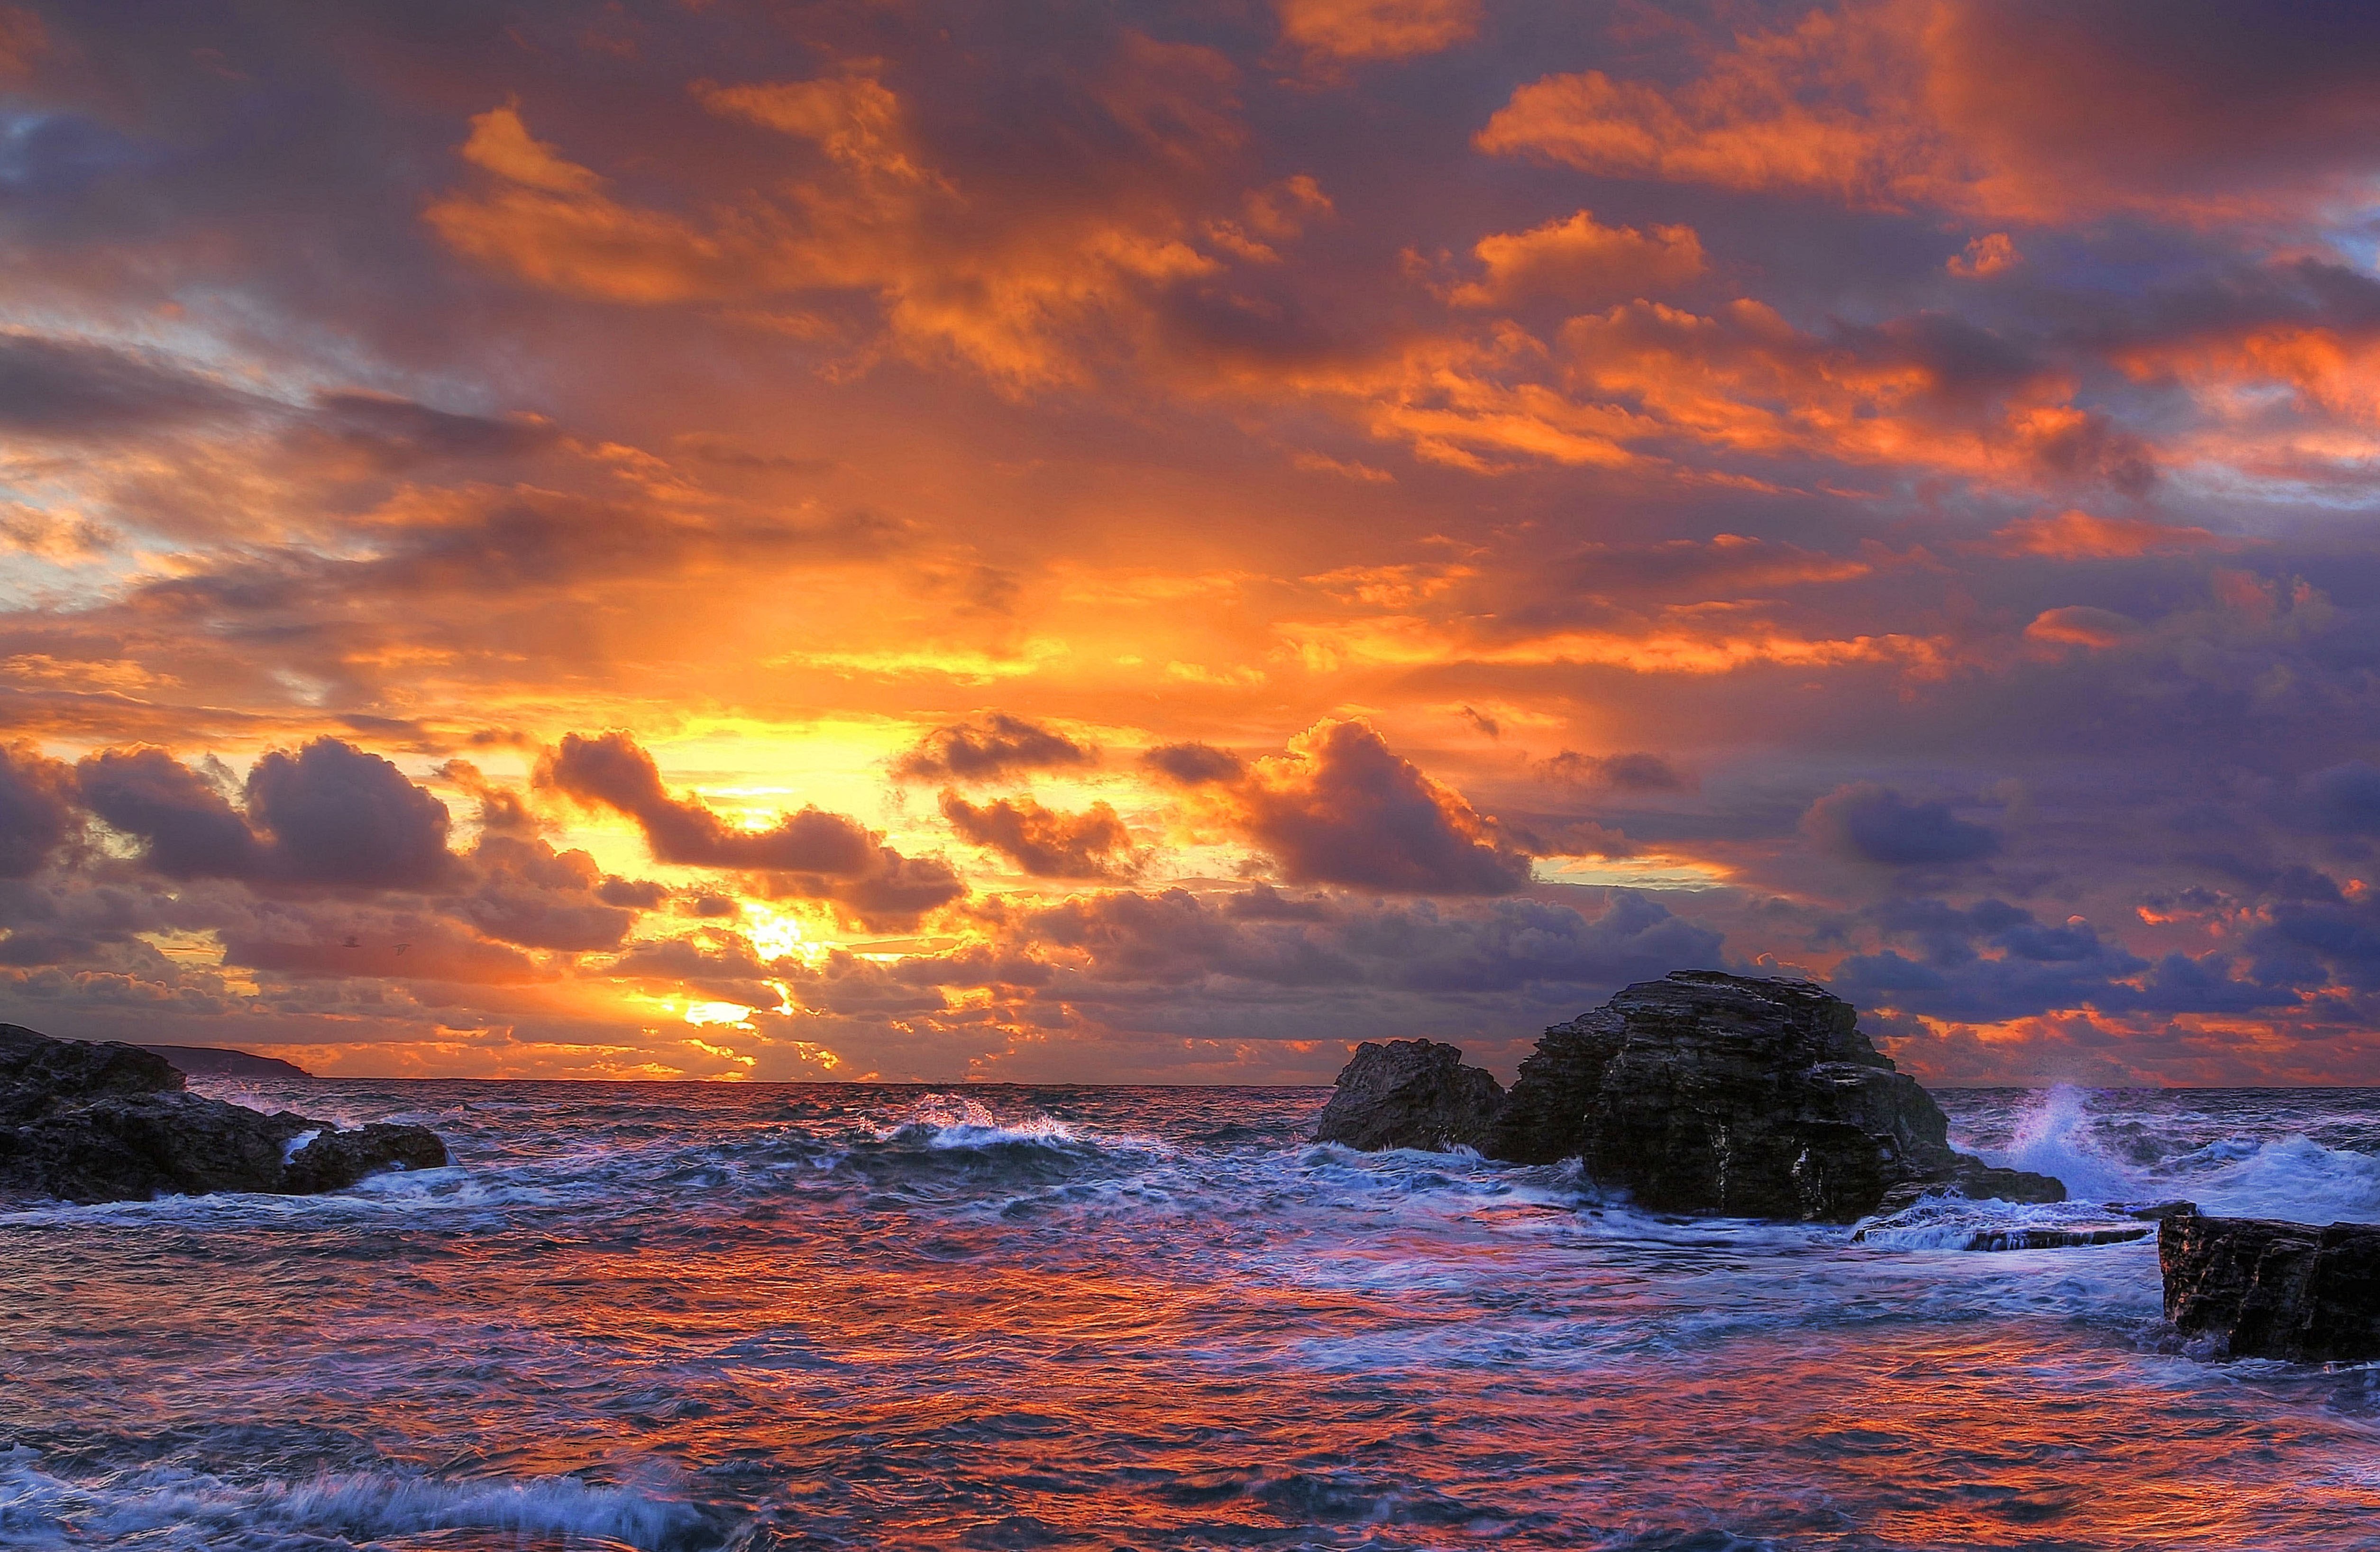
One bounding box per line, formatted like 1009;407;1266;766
1314;969;2380;1362
0;1023;447;1205
1314;970;2064;1222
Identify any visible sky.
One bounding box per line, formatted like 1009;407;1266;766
6;0;2380;1085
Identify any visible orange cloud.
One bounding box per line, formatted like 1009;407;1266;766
940;793;1142;880
1948;232;2017;277
1990;510;2223;560
1450;210;1706;310
2024;605;2142;649
1475;1;2380;222
427;43;1247;386
1276;0;1482;63
1475;6;1941;209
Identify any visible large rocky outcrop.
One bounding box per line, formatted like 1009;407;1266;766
2160;1207;2380;1362
1313;971;2064;1223
1310;1039;1505;1152
0;1023;448;1205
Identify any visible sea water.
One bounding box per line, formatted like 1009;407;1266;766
1;1080;2376;1550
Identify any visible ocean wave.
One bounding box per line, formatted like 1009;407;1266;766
0;1448;714;1552
1967;1085;2380;1224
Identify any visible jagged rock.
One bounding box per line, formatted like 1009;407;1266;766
2160;1207;2380;1362
0;1023;448;1205
1314;971;2065;1223
1312;1039;1505;1151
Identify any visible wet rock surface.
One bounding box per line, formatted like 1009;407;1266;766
1311;1039;1505;1152
0;1023;448;1205
2160;1207;2380;1362
1316;971;2065;1223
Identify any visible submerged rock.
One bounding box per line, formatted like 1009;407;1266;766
0;1023;448;1205
1311;1039;1505;1152
1852;1197;2156;1252
2160;1207;2380;1362
1314;971;2064;1223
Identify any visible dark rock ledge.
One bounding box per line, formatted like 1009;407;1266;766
2160;1206;2380;1363
0;1023;448;1205
1312;970;2064;1223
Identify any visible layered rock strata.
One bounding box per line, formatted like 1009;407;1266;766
1313;970;2064;1223
0;1023;448;1205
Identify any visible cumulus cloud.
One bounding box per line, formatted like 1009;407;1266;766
894;712;1098;782
244;739;455;888
79;739;451;889
448;834;648;953
0;742;77;878
939;793;1140;879
1227;719;1533;895
1803;783;1999;867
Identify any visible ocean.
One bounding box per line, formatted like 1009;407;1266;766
1;1079;2377;1551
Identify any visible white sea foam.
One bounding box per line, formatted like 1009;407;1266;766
2183;1133;2380;1223
1967;1085;2380;1225
886;1093;1081;1148
0;1448;704;1551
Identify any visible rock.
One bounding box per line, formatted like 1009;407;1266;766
1312;1039;1505;1151
0;1023;448;1205
1872;1157;2071;1215
1313;971;2066;1223
282;1122;452;1194
2159;1207;2380;1362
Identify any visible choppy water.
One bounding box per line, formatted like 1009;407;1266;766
2;1081;2377;1552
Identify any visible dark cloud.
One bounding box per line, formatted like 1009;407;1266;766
1535;750;1690;793
1831;892;2292;1024
2300;761;2380;835
245;739;454;889
447;834;643;953
992;884;1721;1000
0;331;246;438
895;713;1097;782
1141;741;1244;786
1803;784;2000;867
302;392;560;469
939;793;1139;879
79;739;450;889
1230;719;1533;895
820;851;968;926
0;742;77;878
77;748;264;879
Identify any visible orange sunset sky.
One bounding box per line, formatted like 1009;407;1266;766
6;0;2380;1084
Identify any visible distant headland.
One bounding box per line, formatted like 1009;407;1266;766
131;1045;313;1080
